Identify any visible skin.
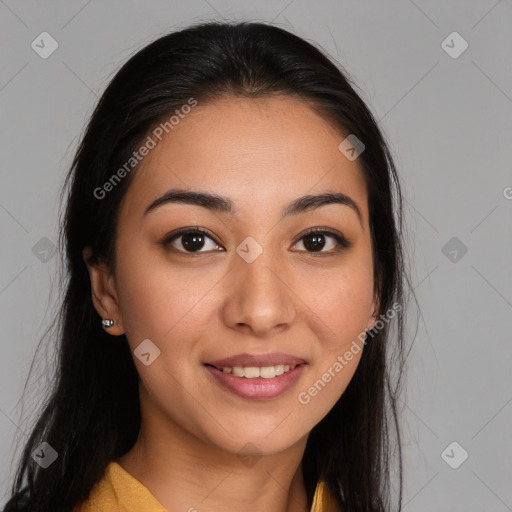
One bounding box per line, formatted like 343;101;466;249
85;95;379;512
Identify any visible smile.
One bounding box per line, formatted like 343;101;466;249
209;364;299;379
204;363;306;400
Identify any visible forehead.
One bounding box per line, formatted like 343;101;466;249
121;95;369;223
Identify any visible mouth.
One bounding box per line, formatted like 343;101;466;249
205;352;306;369
203;361;307;400
204;363;301;379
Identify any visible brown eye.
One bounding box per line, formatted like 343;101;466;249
293;229;351;254
160;227;351;256
161;228;223;254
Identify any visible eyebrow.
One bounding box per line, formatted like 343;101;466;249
144;188;363;226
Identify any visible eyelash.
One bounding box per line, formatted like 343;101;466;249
160;226;352;256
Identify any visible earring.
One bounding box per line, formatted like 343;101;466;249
101;319;115;329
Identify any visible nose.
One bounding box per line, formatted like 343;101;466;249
221;248;296;338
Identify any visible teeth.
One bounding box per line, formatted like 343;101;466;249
260;366;276;378
217;364;298;378
244;366;260;378
232;367;244;377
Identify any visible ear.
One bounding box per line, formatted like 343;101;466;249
367;294;380;331
83;247;125;336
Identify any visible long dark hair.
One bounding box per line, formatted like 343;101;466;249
3;21;413;512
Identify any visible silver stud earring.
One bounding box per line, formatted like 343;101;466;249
101;319;115;329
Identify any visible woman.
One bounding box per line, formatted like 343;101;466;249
3;21;410;512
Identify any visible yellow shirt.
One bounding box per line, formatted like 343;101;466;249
73;461;339;511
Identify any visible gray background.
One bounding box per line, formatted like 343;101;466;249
1;1;511;510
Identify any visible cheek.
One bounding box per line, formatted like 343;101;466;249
311;259;374;341
114;249;219;356
317;274;372;323
297;258;373;408
114;237;375;362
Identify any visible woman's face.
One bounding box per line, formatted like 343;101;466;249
90;95;379;456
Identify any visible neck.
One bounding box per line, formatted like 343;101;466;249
116;392;311;512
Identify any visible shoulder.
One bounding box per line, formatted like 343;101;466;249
311;479;343;512
72;461;167;512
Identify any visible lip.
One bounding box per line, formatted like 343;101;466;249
205;352;306;367
204;363;306;400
